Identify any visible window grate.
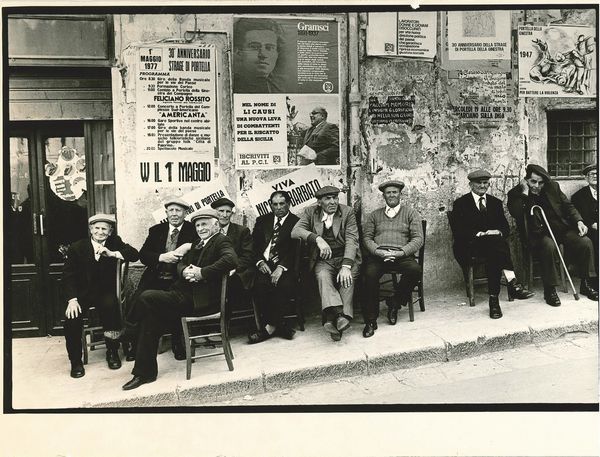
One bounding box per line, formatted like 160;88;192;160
547;110;597;178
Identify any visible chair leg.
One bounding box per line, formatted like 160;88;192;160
296;298;305;331
82;330;89;365
251;298;261;332
528;254;534;290
465;267;475;307
559;246;568;293
181;318;192;380
408;292;415;322
418;282;425;312
221;321;234;371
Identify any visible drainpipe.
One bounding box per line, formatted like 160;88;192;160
347;12;361;207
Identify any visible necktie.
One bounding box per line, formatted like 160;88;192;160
479;197;487;214
268;218;282;263
166;227;179;252
171;227;179;242
195;239;204;250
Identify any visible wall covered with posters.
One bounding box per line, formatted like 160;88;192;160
359;8;596;289
111;13;348;254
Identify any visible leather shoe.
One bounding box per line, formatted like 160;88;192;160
387;306;398;325
489;295;503;319
335;315;350;333
70;361;85;378
580;279;599;301
544;287;561;307
106;348;122;370
324;320;342;341
330;331;342;342
248;328;274;344
507;279;535;300
276;322;296;340
122;375;157;391
362;321;378;338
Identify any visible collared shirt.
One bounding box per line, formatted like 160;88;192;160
262;213;290;262
90;238;106;261
220;224;230;236
590;186;597;201
471;192;487;210
384;204;400;218
168;223;183;237
321;211;334;229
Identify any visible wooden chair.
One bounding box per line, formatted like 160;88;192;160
181;273;233;380
81;258;129;364
447;211;510;307
276;238;306;330
522;213;567;293
381;220;427;322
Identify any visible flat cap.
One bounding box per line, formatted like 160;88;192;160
526;164;550;182
163;196;189;210
467;169;492;181
190;207;219;223
582;164;597;176
88;213;116;225
314;185;340;198
210;197;235;209
378;180;405;192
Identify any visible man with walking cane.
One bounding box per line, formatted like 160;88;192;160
507;164;598;306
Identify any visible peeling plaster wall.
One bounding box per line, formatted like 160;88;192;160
357;9;597;292
111;13;348;253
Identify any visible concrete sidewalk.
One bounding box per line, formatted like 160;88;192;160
10;288;598;409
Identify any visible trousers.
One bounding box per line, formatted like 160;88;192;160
314;257;359;319
64;292;121;362
362;256;422;322
463;235;513;296
252;270;297;326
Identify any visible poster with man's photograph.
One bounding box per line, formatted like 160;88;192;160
232;16;341;169
518;25;596;98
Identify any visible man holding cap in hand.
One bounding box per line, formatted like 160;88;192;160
122;207;238;390
123;196;196;361
451;170;533;319
62;214;139;378
292;186;361;341
362;180;423;337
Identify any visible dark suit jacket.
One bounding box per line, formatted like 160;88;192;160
62;235;139;306
571;186;598;229
252;212;300;272
507;180;583;240
137;221;197;292
451;193;510;266
174;233;238;314
303;121;340;165
224;222;254;289
291;204;361;271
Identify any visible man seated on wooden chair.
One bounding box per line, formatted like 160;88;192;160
452;170;533;319
292;186;361;341
62;214;139;378
361;180;423;337
571;164;598;280
248;190;300;344
122;196;196;362
507;164;598;306
210;197;255;319
122;208;238;390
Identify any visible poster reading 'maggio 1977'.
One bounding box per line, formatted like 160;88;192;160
233;16;341;169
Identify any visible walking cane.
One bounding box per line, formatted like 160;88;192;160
530;205;579;300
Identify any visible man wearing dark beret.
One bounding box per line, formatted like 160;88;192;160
571;164;598;277
451;170;533;319
210;197;255;315
122;208;238;390
62;214;139;378
292;186;361;341
122;196;197;361
361;180;424;336
508;164;598;306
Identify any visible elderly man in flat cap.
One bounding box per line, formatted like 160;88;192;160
451;170;533;319
361;180;423;337
123;196;197;361
210;197;255;314
508;164;598;306
292;186;361;341
571;164;598;277
62;214;139;378
122;208;238;390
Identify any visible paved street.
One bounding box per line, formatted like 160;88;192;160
194;333;598;406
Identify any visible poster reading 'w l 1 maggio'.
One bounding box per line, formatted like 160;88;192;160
518;25;596;98
233;16;341;169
